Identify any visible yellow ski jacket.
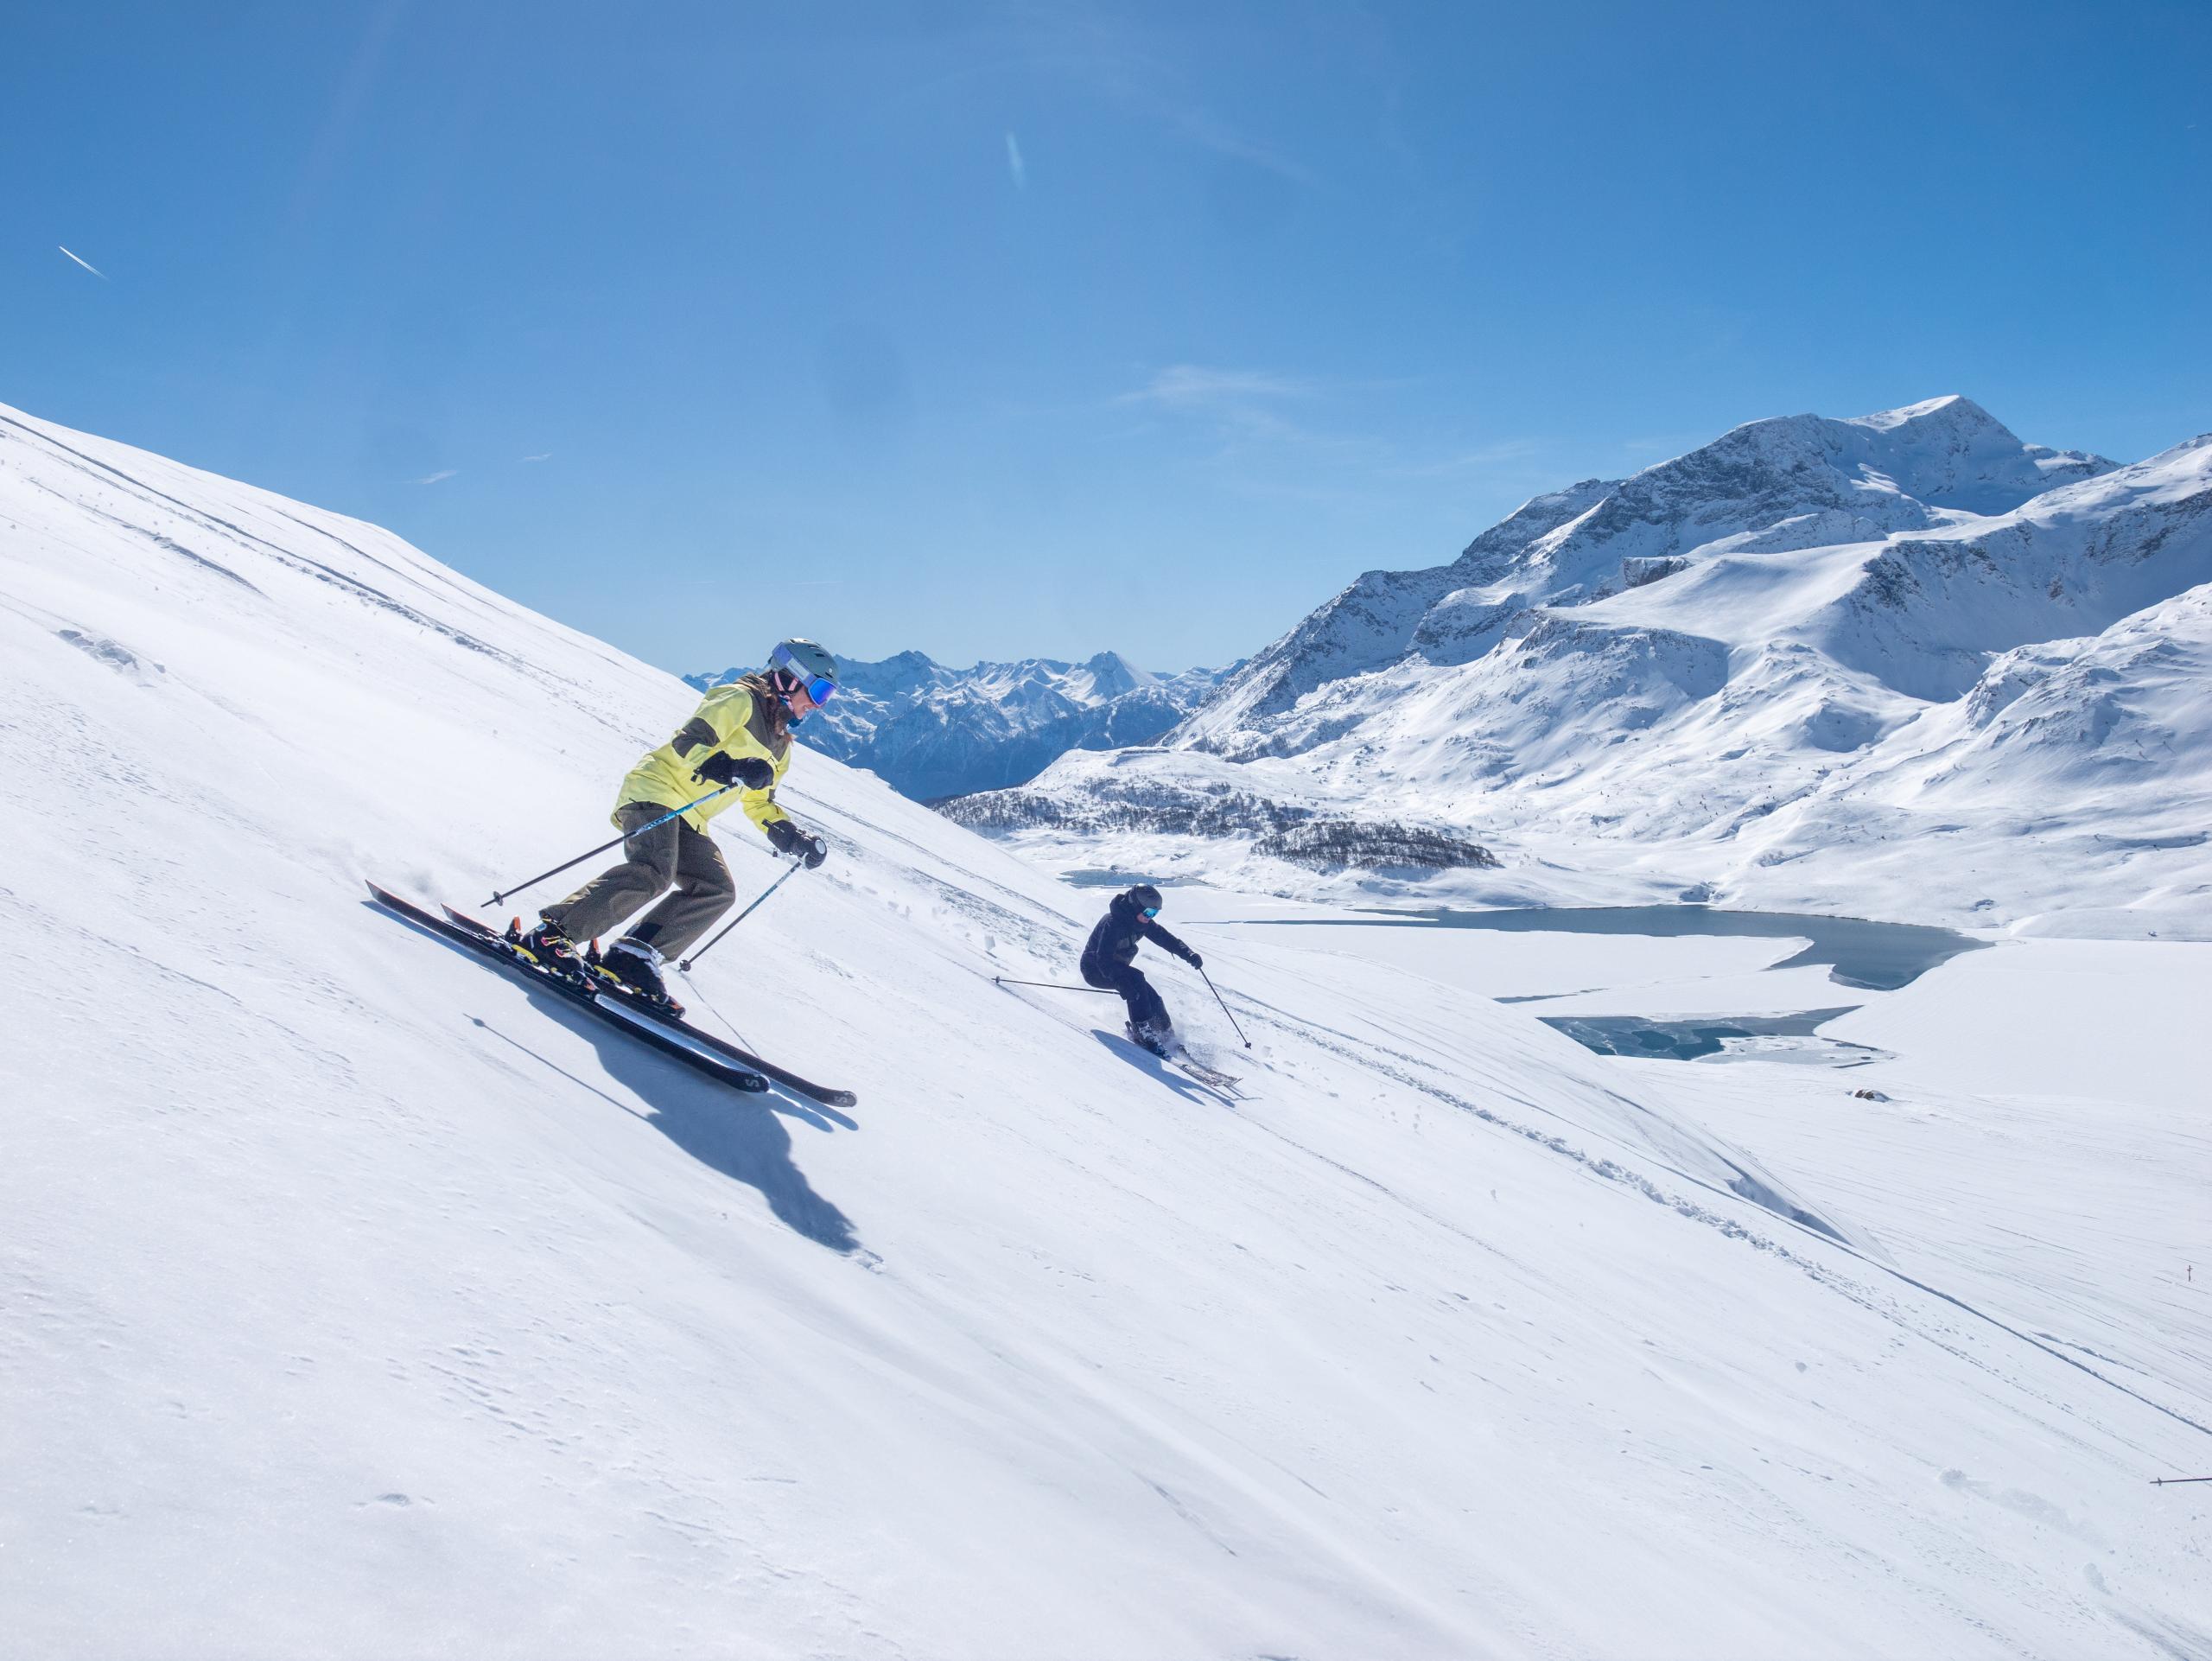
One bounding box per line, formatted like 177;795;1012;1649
615;678;794;836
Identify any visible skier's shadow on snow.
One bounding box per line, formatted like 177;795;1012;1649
472;1006;862;1253
590;1013;863;1236
373;901;860;1252
1090;1029;1225;1108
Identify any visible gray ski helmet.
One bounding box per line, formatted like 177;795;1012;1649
766;638;839;717
1128;884;1164;913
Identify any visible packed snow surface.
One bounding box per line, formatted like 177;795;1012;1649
3;401;2209;1658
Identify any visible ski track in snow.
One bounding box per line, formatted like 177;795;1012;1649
1215;977;2212;1454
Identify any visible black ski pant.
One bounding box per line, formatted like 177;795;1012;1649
542;801;735;957
1081;953;1169;1034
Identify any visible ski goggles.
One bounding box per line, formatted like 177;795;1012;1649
768;652;837;706
1141;905;1160;918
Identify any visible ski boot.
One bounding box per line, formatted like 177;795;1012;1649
1127;1019;1175;1059
598;936;684;1017
512;917;589;984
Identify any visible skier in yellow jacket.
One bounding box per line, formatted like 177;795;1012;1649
521;639;837;1009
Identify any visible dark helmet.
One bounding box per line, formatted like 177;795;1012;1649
1127;883;1163;913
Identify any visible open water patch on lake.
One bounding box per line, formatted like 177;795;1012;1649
1539;1009;1893;1067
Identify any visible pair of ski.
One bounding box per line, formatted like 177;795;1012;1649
990;976;1242;1094
1134;1040;1243;1095
365;882;855;1109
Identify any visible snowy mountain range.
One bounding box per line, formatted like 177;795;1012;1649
966;397;2212;934
686;649;1226;800
1180;394;2115;744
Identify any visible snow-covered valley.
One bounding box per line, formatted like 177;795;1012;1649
4;398;2210;1658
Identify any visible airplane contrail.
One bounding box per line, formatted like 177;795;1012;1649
58;245;108;280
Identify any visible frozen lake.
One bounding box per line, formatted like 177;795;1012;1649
1243;903;1987;992
1192;903;1986;1064
1170;893;2209;1106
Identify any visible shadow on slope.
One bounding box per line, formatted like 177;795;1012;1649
377;904;861;1254
1090;1029;1234;1108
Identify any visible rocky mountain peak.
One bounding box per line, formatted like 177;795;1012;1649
1174;395;2130;757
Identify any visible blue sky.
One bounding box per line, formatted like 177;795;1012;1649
7;2;2207;675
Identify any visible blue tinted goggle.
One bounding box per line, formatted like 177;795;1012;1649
769;650;837;707
1141;906;1159;917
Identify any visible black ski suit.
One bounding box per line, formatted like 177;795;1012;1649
1079;890;1198;1038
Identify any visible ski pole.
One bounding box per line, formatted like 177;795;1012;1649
485;786;739;907
992;976;1116;994
2152;1475;2212;1486
679;860;803;971
1197;964;1252;1048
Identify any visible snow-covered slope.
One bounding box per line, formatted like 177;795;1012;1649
1178;396;2113;751
1804;433;2212;699
1736;570;2212;938
688;649;1225;801
4;400;2209;1657
983;400;2212;933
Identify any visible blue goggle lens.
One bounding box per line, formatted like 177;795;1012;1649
769;647;837;705
1142;906;1159;917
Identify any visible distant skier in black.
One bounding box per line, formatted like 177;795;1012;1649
1080;883;1202;1056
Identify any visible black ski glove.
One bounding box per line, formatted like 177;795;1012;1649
766;818;829;869
693;752;774;791
1184;949;1204;971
